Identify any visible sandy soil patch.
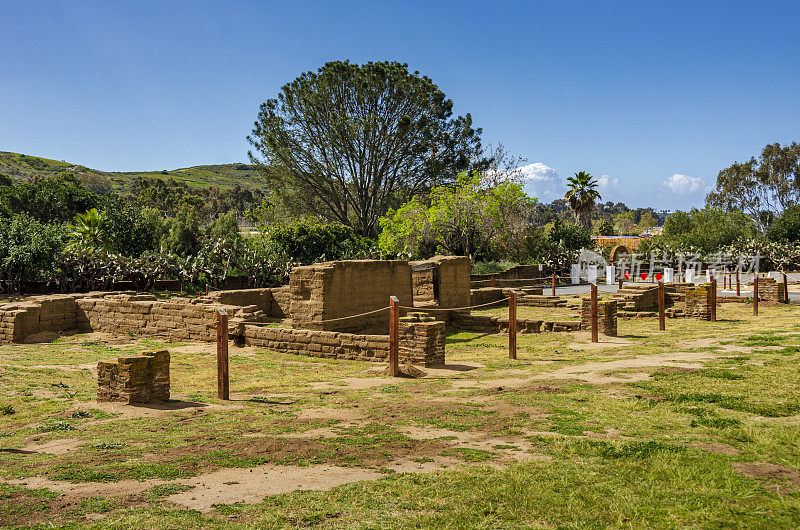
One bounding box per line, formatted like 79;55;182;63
734;462;800;493
566;333;634;350
22;437;83;456
166;464;384;510
530;350;715;385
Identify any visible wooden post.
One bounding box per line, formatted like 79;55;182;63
723;267;727;289
389;296;399;377
658;281;665;331
508;289;517;359
551;273;556;296
590;283;599;343
782;268;789;303
710;278;717;322
491;275;495;288
753;276;759;316
216;308;229;400
736;268;740;297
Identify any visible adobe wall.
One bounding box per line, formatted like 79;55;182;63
580;299;618;336
754;277;781;304
288;260;413;333
242;321;444;366
202;286;291;318
685;284;712;320
410;256;471;308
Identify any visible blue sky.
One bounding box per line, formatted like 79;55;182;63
1;1;798;210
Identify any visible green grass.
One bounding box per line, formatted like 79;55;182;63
3;303;800;526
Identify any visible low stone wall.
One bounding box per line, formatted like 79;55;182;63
470;287;507;307
0;295;82;342
243;318;446;367
97;350;170;404
76;294;240;342
685;284;712;320
580;299;618;336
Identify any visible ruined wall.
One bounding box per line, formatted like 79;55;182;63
75;294;240;341
0;295;82;342
202;286;292;318
243;320;445;367
411;264;436;306
755;277;781;303
580;299;618;336
288;260;413;333
97;350;170;404
685;284;712;320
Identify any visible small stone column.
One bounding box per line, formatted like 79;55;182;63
97;350;170;403
399;313;445;367
581;299;617;336
684;285;712;320
754;277;780;303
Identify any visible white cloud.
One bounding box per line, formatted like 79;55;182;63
661;173;707;194
597;174;619;189
516;163;562;201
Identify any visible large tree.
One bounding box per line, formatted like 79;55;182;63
247;61;486;237
564;171;601;231
707;142;800;233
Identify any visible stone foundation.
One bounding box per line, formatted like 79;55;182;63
580;299;618;336
97;350;170;403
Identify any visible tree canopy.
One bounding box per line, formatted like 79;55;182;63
248;60;486;237
707;142;800;232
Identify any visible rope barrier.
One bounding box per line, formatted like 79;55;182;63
238;306;390;327
398;296;511;313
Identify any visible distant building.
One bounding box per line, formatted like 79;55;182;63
591;235;652;250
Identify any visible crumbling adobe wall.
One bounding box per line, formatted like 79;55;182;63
685;284;712;320
0;295;82;342
243;320;445;367
76;294;241;341
410;256;471;309
288;260;413;333
202;286;292;319
580;299;618;336
411;264;436;306
754;277;781;303
97;350;170;403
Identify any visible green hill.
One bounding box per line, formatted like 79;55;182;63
0;151;263;192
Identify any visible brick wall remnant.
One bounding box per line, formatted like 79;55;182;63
97;350;169;404
398;313;445;367
754;277;781;303
684;284;712;320
580;299;618;336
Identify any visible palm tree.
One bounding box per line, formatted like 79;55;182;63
565;171;601;231
67;208;111;252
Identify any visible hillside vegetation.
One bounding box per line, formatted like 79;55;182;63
0;151;261;192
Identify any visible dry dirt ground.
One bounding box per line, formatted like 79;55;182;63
3;304;800;527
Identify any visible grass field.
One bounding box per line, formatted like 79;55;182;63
2;303;800;527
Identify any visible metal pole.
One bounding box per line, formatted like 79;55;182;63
216;308;229;400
